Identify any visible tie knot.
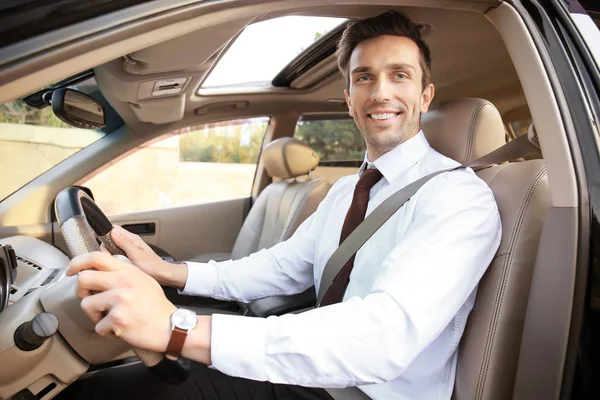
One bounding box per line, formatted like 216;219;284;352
356;168;383;190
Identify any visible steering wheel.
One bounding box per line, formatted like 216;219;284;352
53;186;190;384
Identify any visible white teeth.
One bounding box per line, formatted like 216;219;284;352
370;113;397;120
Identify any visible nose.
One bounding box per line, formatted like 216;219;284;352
370;77;392;102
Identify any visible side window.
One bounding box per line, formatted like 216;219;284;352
294;115;364;184
0;100;104;201
80;117;269;215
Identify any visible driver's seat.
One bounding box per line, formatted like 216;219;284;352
421;98;549;400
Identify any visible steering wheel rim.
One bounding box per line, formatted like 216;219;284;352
54;187;124;257
54;186;190;384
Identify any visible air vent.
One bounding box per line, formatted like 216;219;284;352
16;256;42;271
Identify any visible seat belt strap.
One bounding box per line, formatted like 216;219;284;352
317;133;540;305
318;134;539;400
326;387;372;400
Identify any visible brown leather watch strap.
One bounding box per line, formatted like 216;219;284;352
166;327;188;359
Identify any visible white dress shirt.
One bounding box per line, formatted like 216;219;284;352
182;131;502;400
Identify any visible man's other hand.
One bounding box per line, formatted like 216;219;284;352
66;252;177;353
105;226;188;289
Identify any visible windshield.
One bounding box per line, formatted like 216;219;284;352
0;98;105;201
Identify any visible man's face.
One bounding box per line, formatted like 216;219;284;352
345;35;434;161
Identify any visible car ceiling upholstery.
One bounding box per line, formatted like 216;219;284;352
91;3;526;139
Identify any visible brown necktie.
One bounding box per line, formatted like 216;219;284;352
320;168;383;306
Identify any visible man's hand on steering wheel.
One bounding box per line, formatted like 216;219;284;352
106;226;188;289
54;186;210;381
66;251;177;352
64;251;213;364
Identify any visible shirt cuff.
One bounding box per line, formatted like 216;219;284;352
178;261;218;297
210;313;268;381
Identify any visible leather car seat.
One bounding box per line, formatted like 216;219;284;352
190;137;331;315
190;137;331;263
230;137;331;261
421;98;549;400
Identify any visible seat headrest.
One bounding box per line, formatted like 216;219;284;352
421;98;507;164
262;137;320;179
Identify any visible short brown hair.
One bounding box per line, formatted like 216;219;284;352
336;11;432;90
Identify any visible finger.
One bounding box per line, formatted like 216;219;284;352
94;312;119;338
112;226;150;252
99;243;111;255
77;269;119;294
75;285;93;300
111;226;138;247
80;290;115;324
66;252;125;276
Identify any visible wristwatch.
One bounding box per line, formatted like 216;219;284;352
165;308;197;360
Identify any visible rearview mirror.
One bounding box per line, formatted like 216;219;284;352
51;88;106;129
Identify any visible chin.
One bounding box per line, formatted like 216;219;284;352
366;135;403;152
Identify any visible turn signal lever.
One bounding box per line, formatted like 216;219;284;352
14;312;59;351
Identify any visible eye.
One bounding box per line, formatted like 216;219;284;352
395;73;408;79
356;75;371;82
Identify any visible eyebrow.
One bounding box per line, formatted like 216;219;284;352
350;63;417;75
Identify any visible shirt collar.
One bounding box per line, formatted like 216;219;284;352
358;130;431;184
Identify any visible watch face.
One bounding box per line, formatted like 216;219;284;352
171;308;198;330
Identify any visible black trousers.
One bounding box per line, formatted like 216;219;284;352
58;361;334;400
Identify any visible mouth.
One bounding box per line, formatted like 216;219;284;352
367;112;401;122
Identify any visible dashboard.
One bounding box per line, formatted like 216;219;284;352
0;235;70;313
0;235;135;399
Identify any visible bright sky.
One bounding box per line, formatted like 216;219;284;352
202;16;347;87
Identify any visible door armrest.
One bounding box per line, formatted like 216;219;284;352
245;287;316;317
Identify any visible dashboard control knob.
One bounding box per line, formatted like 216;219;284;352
14;312;59;351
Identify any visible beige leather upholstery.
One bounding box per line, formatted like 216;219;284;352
262;137;320;179
188;138;329;314
456;161;549;400
231;176;330;260
230;137;329;259
191;136;329;267
232;138;329;315
422;98;507;163
422;98;550;400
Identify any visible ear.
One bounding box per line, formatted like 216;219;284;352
420;83;435;114
344;89;354;117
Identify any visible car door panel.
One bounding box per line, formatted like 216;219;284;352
108;197;248;262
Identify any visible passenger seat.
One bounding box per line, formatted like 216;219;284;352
189;137;331;316
190;137;330;263
230;137;331;260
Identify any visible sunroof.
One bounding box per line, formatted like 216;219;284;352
201;16;347;88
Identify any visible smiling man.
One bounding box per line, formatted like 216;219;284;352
59;11;501;400
342;33;433;160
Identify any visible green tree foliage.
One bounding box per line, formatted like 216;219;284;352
179;119;268;163
179;117;365;164
295;119;365;162
0;100;71;128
